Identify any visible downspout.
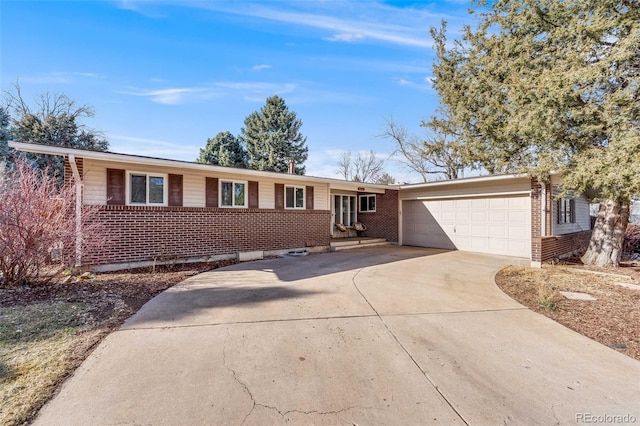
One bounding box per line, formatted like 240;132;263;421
69;154;83;267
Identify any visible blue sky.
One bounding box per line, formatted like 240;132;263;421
1;0;475;183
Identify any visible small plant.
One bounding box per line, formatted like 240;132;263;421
538;282;559;311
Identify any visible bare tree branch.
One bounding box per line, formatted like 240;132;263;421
336;150;389;183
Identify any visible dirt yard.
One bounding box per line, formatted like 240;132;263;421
496;260;640;362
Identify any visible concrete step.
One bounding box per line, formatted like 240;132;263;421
330;238;389;251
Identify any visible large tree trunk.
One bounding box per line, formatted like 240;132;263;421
581;200;630;267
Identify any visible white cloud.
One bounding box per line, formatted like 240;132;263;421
188;2;434;48
252;64;273;71
20;71;104;84
324;32;365;43
395;77;433;93
119;87;212;105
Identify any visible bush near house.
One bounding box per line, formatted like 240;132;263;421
0;158;106;287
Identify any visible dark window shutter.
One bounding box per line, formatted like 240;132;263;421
306;186;314;210
168;174;183;206
248;181;259;209
206;177;219;208
570;199;576;223
107;169;125;205
275;183;284;209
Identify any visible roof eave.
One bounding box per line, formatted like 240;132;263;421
7;141;395;190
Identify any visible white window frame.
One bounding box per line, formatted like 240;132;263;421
359;194;376;213
285;185;305;209
334;194;357;227
220;180;248;208
126;171;168;206
557;198;576;224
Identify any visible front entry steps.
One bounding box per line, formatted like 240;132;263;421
330;238;389;252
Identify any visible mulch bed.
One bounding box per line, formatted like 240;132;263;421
495;260;640;361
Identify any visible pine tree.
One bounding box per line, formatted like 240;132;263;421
240;95;308;174
197;131;247;168
431;0;640;267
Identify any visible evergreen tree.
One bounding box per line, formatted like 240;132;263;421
240;95;308;174
3;85;108;180
431;0;639;267
0;107;11;162
197;131;247;168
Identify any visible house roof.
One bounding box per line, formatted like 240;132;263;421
7;141;393;192
8;141;538;191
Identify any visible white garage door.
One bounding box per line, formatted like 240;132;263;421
402;196;531;258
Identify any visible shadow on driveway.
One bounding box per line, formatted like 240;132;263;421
216;245;450;282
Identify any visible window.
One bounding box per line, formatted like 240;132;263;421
359;195;376;212
220;180;246;207
127;172;167;205
285;186;305;209
557;199;575;224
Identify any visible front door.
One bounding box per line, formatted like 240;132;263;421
333;194;356;227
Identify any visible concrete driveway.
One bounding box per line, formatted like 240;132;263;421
35;246;640;425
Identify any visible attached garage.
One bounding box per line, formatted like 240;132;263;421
400;176;532;259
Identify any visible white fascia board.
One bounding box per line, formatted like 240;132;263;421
8;141;393;191
398;174;531;190
401;190;532;201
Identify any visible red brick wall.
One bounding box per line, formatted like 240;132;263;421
63;156;83;183
538;231;592;262
532;179;591;263
357;189;399;243
83;206;331;266
531;180;542;262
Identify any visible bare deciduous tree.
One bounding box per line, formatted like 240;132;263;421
382;116;465;182
337;150;389;183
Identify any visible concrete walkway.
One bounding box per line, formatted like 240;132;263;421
35;247;640;425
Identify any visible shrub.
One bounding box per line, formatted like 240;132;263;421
537;282;559;311
0;158;106;286
623;224;640;261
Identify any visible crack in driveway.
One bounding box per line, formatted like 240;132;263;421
222;327;361;425
350;267;470;426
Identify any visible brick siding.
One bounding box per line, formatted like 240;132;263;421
531;179;591;263
63;156;83;183
357;189;399;243
537;231;592;262
83;206;331;266
531;180;543;263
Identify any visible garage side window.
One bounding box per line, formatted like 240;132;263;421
359;195;376;212
127;172;167;205
557;199;576;224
